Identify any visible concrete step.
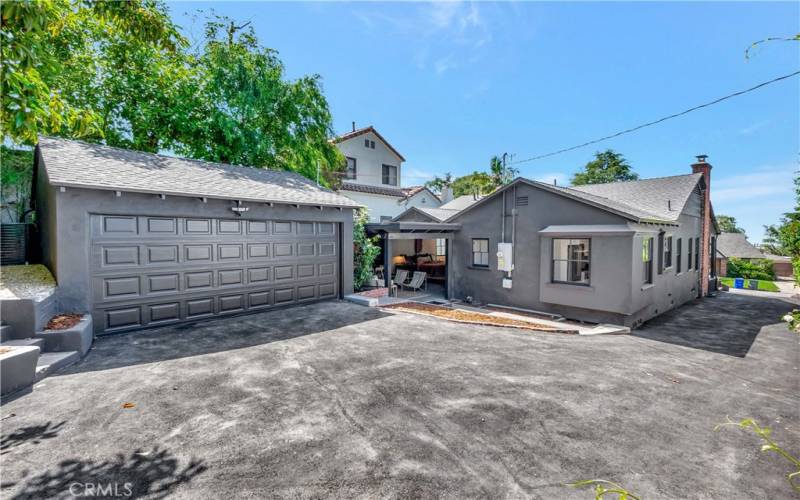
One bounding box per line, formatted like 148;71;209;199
1;338;44;349
0;324;13;342
34;351;80;382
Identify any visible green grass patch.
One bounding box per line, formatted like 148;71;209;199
720;277;780;292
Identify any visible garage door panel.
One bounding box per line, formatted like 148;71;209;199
147;274;179;294
90;214;340;333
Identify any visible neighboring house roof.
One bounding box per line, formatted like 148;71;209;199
392;206;460;223
37;137;361;208
340;181;406;197
439;194;484;211
716;232;766;259
764;254;791;263
448;174;707;225
331;125;406;162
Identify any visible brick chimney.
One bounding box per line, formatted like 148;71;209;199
692;154;712;296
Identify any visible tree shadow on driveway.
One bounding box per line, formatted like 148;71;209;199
1;446;206;499
63;301;390;374
1;421;66;455
633;292;796;357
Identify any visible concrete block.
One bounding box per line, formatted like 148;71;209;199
35;351;80;382
36;315;93;356
1;346;39;396
344;294;378;307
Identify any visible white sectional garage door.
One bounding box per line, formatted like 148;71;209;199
89;214;339;333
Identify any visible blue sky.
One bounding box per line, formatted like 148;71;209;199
168;1;799;242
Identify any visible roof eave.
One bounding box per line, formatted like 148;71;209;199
49;181;362;209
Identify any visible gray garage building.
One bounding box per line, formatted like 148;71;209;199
34;137;359;334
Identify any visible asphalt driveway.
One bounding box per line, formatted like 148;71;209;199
1;292;798;499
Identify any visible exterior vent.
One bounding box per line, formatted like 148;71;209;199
0;223;28;265
515;196;529;207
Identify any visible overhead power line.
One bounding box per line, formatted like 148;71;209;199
509;70;800;166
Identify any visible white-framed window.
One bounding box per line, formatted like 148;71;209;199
676;237;682;273
694;237;700;270
344;157;356;180
552;238;591;285
643;237;654;284
436;239;446;257
472;238;489;267
382;164;398;185
664;235;673;269
687;238;693;270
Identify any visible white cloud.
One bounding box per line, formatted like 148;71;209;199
404;168;437;183
712;164;795;203
737;120;770;136
434;55;457;75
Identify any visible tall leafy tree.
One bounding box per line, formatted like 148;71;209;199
716;215;745;234
425;172;453;195
762;173;800;265
571;150;638;186
1;0;181;145
174;16;343;185
452;171;495;197
489;155;518;187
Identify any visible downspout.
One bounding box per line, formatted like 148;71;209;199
510;184;517;279
501;190;506;243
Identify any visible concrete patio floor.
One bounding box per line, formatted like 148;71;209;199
0;292;798;499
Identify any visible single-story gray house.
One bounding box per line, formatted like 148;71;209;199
714;232;766;277
376;156;719;328
33;137;360;334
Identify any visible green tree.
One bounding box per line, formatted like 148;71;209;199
425;172;453;195
174;16;343;185
1;0;181;145
571;150;638;186
716;215;745;234
452;171;495;197
0;146;34;222
353;209;380;290
489;155;518;187
762;173;800;283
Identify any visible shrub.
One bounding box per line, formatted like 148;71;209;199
793;257;800;287
727;258;775;281
353;209;380;291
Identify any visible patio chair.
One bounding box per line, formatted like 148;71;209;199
400;271;427;292
393;269;410;287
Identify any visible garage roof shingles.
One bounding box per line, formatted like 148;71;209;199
38;137;361;208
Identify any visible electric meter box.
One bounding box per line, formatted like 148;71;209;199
496;243;513;272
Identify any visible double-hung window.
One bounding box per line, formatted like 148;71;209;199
643;237;654;284
472;238;489;267
694;238;700;270
552;238;591;285
664;235;673;269
344;157;357;180
676;238;682;273
382;164;398;186
687;239;693;270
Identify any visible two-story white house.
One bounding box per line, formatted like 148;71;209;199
333;124;441;222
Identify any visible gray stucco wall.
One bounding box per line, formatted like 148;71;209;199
35;153;57;276
42;185;355;314
447;182;704;327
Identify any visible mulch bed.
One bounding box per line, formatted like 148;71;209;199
381;302;576;333
45;313;83;331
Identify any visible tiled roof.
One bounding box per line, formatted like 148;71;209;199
716;232;766;259
339;182;406;197
331;125;406;161
37;137;361;208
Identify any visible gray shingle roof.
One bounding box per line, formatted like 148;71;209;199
37;137;360;208
446;174;705;225
568;173;703;222
716;232;765;259
439;195;484;211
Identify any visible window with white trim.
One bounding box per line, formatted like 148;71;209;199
344;157;356;180
664;235;673;269
436;239;446;257
676;238;682;273
552;238;591;285
382;164;398;186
